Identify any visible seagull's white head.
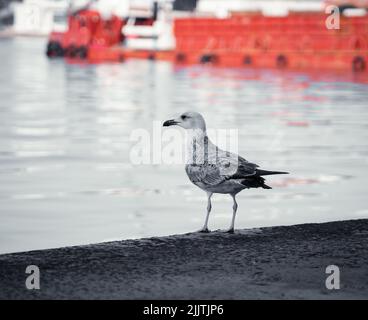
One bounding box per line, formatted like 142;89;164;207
163;111;206;131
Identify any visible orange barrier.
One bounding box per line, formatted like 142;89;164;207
173;12;368;72
88;45;124;63
87;47;174;63
56;11;368;73
47;10;124;59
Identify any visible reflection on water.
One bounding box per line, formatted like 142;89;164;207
1;38;368;254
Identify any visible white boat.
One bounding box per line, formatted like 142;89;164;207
11;0;69;36
122;0;176;51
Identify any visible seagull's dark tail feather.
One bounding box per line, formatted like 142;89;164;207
241;176;272;189
256;169;289;176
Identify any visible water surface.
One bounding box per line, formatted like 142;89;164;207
1;37;368;254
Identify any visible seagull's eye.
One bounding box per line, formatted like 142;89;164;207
181;115;187;120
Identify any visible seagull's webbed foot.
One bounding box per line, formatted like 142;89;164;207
225;228;234;234
198;228;211;233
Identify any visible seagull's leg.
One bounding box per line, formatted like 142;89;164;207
226;193;238;233
199;192;212;233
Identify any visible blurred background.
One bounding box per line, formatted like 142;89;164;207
1;0;368;254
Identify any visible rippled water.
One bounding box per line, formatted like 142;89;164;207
1;37;368;254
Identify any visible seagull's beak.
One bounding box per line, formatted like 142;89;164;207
163;119;179;127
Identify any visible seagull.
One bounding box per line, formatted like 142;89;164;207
163;111;289;233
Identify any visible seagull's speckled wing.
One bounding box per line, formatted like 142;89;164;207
185;163;225;186
185;151;258;187
226;156;259;179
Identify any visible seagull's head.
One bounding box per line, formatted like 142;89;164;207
163;111;206;131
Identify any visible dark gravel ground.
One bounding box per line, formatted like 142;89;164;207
0;219;367;299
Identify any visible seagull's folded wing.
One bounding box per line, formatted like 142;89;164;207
186;164;226;186
221;155;259;180
187;150;260;186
